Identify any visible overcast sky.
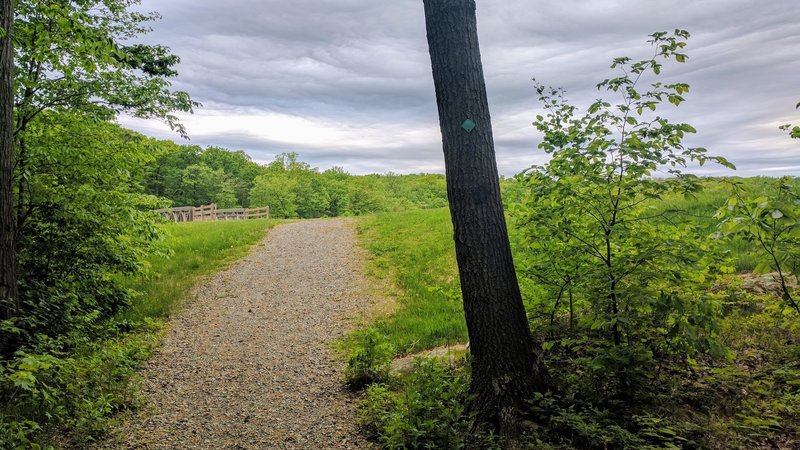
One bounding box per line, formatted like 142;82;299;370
121;0;800;176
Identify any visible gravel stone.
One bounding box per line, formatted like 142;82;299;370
106;219;373;449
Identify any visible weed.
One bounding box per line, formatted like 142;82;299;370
345;328;395;390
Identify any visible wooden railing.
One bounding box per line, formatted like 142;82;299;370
193;203;217;221
155;203;269;223
217;206;270;220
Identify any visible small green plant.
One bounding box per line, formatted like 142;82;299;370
344;328;395;390
358;358;467;449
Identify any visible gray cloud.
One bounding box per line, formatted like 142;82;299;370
127;0;800;176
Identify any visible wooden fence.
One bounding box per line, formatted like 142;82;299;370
155;203;269;223
217;206;270;220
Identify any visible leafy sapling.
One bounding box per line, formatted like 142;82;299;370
514;30;734;368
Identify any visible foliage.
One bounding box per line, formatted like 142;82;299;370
6;0;201;353
511;31;733;386
249;172;299;218
0;323;162;449
12;0;197;136
9;3;200;318
200;147;263;207
144;144;262;208
359;358;468;450
344;328;395;390
778;101;800;139
2;113;165;357
145;147;448;217
718;177;800;315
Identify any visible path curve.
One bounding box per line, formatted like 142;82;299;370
110;219;372;449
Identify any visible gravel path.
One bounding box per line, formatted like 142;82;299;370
108;219;373;449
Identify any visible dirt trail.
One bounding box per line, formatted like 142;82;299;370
108;219;373;449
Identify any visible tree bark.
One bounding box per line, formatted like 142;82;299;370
422;0;546;443
0;0;17;322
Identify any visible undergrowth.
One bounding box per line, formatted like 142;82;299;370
0;219;278;448
350;199;800;449
359;358;469;450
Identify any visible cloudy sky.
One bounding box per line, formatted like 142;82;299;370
122;0;800;176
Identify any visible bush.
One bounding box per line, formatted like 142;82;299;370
0;324;161;448
344;328;395;390
359;358;467;449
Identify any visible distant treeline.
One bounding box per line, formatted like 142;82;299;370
143;144;448;218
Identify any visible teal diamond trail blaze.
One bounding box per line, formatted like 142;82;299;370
461;119;476;132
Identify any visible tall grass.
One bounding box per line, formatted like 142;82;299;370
356;209;466;354
124;219;280;321
651;177;793;272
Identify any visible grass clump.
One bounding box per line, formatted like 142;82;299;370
344;327;395;390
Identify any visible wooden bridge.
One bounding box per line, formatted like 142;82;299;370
155;203;270;222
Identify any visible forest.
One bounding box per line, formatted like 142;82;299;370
0;0;798;449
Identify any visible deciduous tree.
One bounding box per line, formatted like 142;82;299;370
422;0;545;442
0;0;16;321
515;32;733;389
0;0;197;322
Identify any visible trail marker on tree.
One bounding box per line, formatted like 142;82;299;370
422;0;546;443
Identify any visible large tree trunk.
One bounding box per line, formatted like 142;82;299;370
422;0;546;443
0;0;17;321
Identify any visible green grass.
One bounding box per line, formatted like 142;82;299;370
652;179;753;271
356;208;466;354
651;177;799;272
124;218;280;321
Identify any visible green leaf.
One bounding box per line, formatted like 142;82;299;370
9;370;38;392
753;261;772;275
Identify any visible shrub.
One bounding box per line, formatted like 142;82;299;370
344;327;395;390
0;325;160;448
359;358;467;449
